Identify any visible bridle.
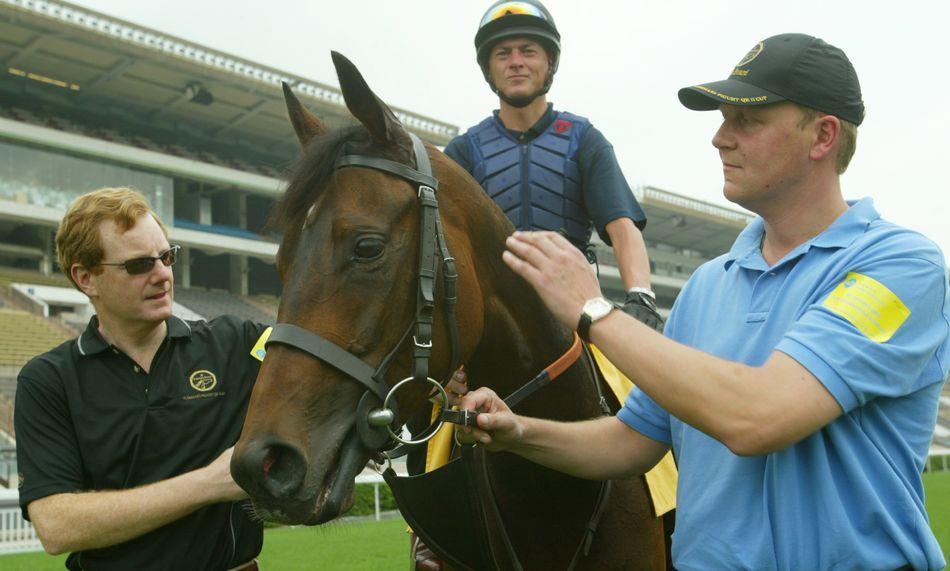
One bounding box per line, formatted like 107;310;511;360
265;132;463;453
265;132;593;459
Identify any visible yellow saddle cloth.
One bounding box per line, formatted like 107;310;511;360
588;345;677;516
422;346;677;517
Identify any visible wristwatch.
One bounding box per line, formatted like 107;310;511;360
577;296;616;343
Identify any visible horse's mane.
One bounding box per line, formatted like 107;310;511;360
268;124;374;234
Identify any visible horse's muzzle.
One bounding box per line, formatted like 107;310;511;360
232;438;308;502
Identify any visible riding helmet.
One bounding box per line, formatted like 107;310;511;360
474;0;561;88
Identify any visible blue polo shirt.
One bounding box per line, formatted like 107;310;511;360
618;198;950;570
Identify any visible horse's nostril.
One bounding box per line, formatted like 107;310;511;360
262;448;278;475
260;443;307;500
234;440;307;501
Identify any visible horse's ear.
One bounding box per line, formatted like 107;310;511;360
282;82;327;147
331;51;410;150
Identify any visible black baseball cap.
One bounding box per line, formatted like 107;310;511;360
678;33;865;125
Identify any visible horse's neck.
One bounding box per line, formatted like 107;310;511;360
467;267;601;419
440;162;601;416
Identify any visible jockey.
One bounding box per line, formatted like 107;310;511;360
408;3;679;569
445;0;662;327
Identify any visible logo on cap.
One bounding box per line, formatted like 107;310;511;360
736;42;764;67
189;369;217;392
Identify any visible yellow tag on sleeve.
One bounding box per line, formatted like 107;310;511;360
250;326;273;362
822;272;910;343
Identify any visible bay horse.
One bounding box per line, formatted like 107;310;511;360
231;52;666;569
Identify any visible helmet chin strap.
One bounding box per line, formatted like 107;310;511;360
497;85;548;108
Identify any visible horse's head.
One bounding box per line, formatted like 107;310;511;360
231;53;501;524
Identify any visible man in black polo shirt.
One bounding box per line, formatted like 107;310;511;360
14;187;267;570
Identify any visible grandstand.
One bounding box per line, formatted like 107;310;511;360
0;0;946;489
0;309;68;367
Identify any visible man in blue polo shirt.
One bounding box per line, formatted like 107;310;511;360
444;0;661;327
461;33;950;570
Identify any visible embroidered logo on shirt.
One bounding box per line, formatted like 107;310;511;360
189;370;217;392
250;327;273;362
822;272;910;343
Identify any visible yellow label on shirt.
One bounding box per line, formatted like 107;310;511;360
250;327;272;362
822;272;910;343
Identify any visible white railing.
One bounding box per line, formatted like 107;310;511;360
925;452;950;473
355;473;385;522
0;507;41;554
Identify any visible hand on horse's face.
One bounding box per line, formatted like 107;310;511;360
502;231;603;328
209;446;250;502
458;387;523;452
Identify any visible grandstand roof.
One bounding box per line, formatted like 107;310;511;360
637;186;753;259
0;0;458;161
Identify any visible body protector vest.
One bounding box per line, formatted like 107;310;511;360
467;111;593;252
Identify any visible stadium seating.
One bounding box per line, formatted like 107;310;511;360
247;294;279;317
0;309;69;368
0;268;70;290
0;393;12;438
1;105;281;179
172;219;268;241
173;287;275;324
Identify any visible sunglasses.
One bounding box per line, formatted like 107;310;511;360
98;245;180;275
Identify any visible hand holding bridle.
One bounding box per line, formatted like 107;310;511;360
458;387;524;452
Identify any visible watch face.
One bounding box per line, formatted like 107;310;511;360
585;297;613;320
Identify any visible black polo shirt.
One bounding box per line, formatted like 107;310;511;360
14;314;269;571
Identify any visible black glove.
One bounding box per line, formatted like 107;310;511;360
622;291;664;332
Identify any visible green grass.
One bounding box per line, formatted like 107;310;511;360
259;517;408;570
0;549;66;570
0;517;410;571
2;474;949;569
924;471;950;554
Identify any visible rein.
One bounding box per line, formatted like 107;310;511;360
382;332;586;462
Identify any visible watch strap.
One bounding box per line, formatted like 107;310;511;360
626;286;656;299
629;291;658;312
577;312;594;343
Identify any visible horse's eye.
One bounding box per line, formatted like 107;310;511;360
354;237;385;261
